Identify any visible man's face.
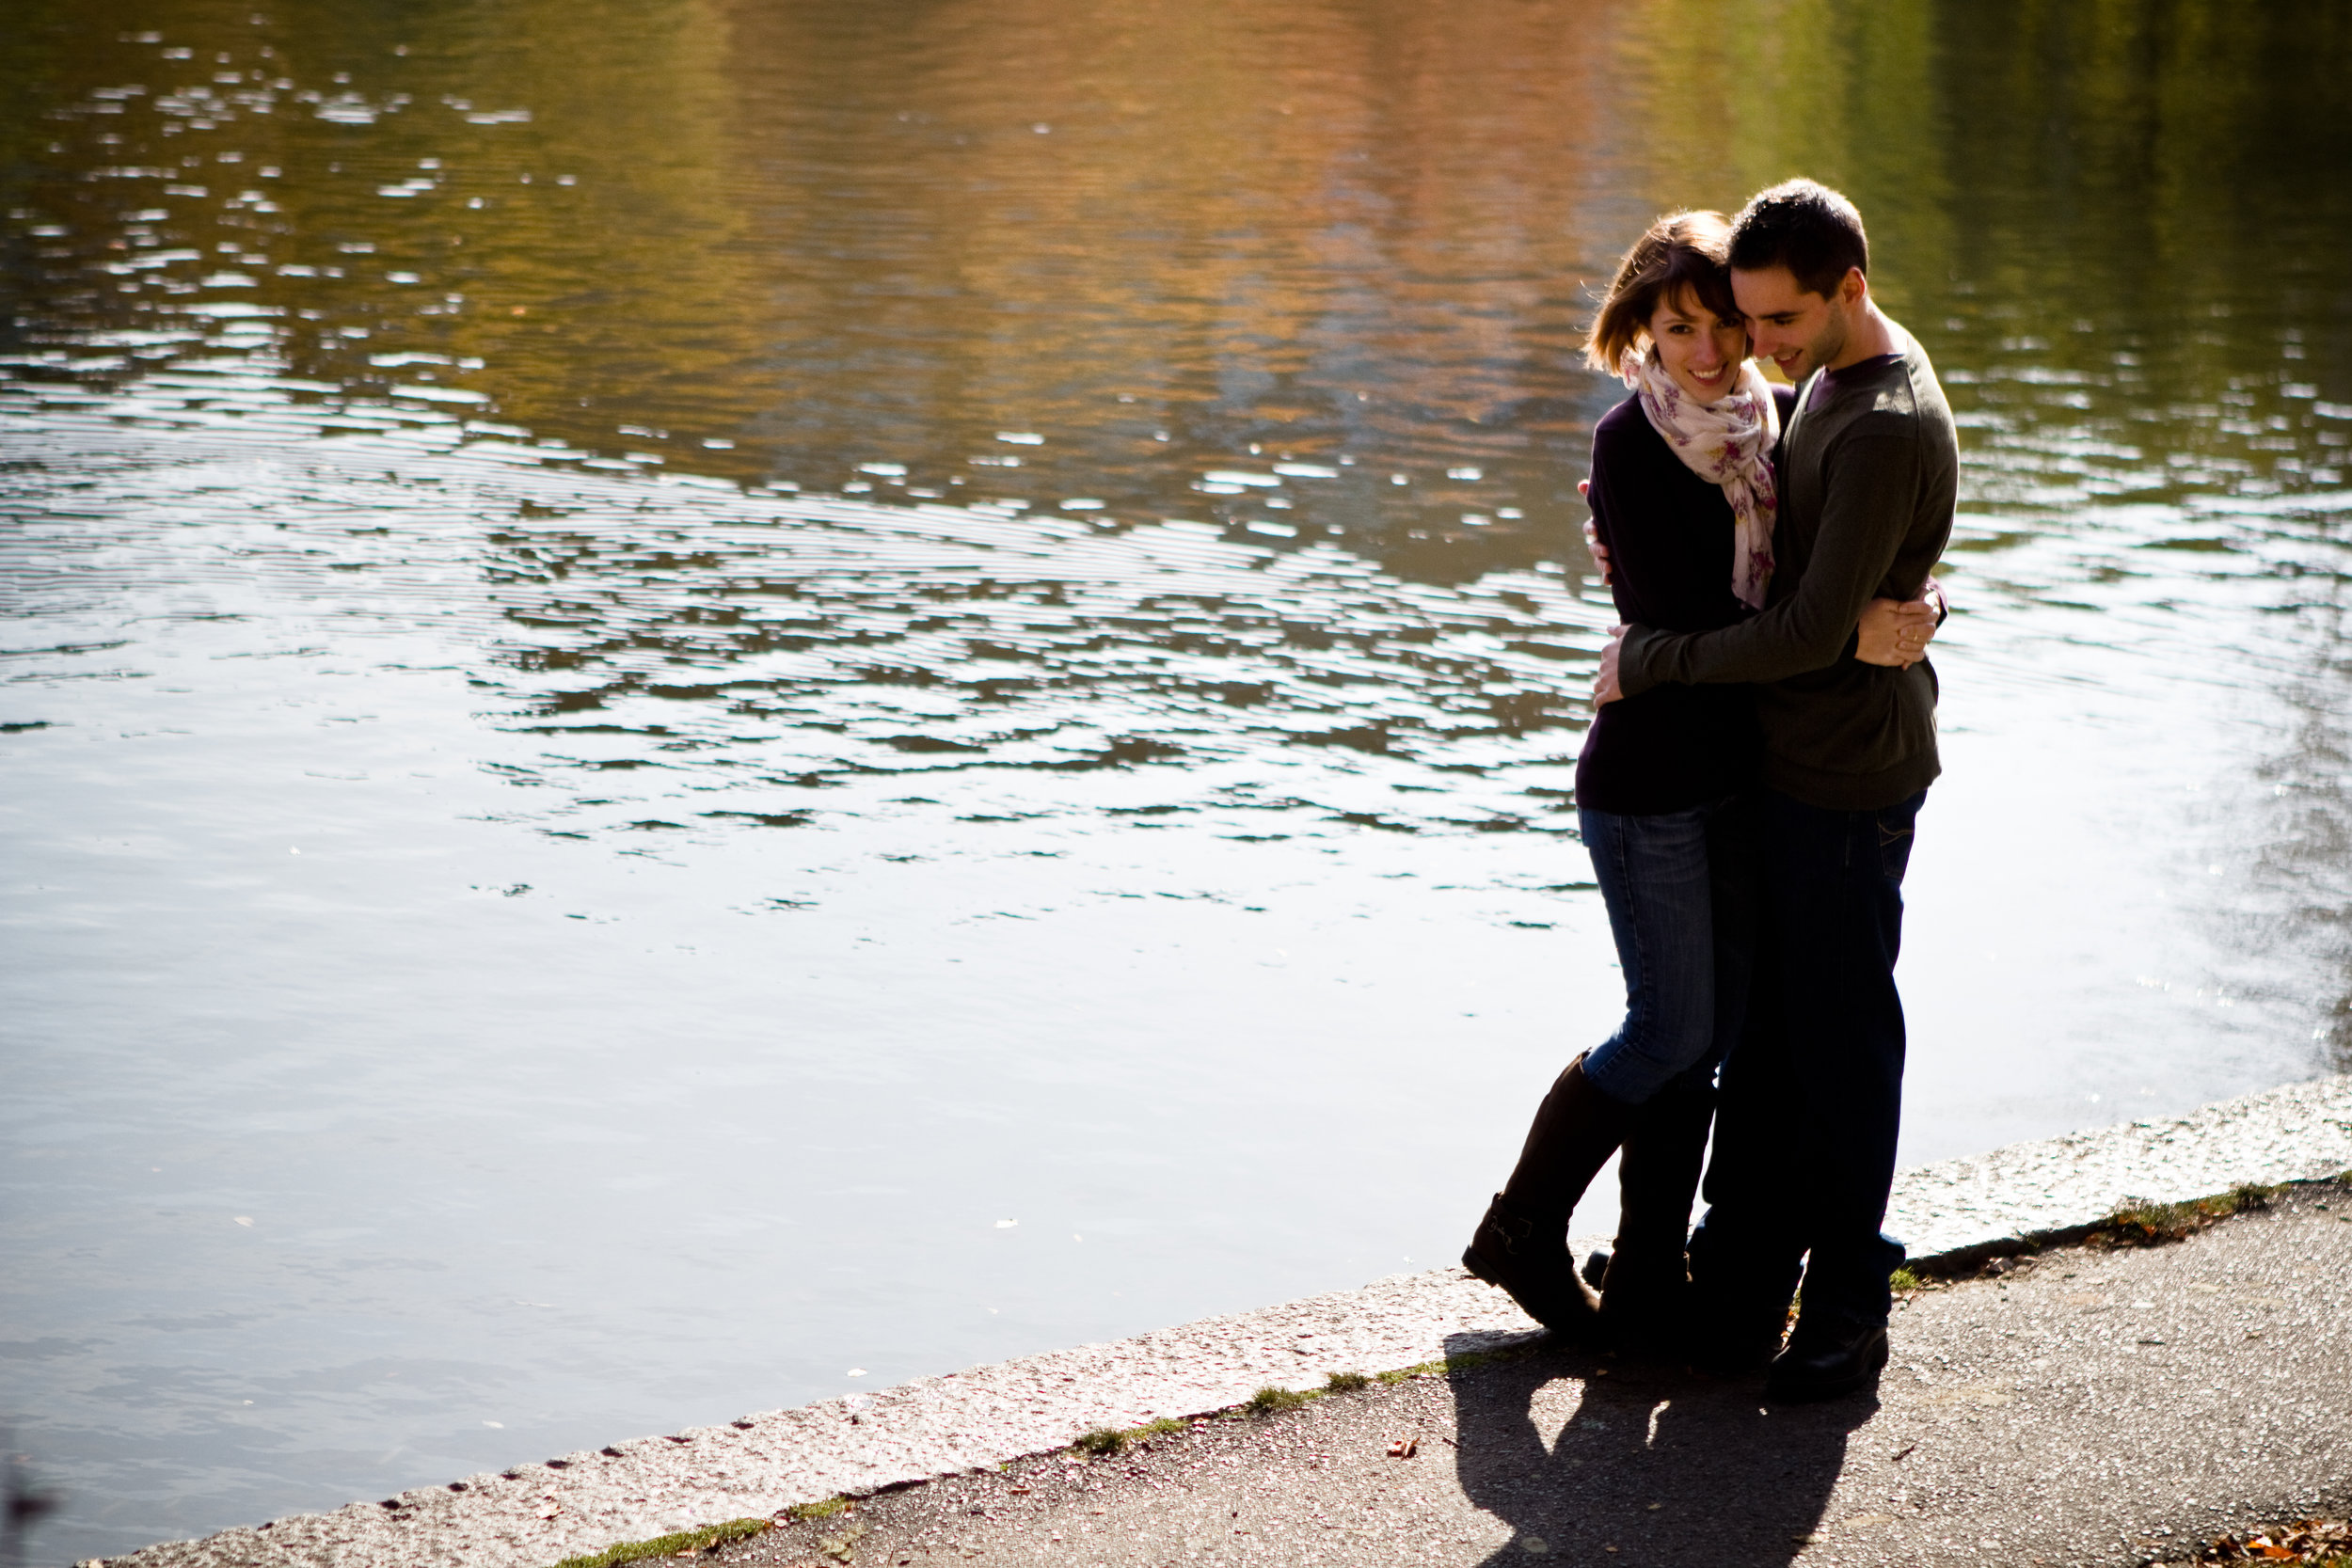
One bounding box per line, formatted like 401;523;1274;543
1731;264;1854;381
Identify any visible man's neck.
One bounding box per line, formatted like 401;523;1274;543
1821;301;1899;373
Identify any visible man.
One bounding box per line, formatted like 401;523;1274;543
1591;178;1957;1401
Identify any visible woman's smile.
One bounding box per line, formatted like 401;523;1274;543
1682;358;1734;391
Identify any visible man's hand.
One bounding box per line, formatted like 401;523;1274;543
1594;626;1628;705
1854;594;1937;668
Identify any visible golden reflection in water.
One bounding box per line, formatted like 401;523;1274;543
683;0;1646;558
714;0;1617;436
1613;0;1956;313
7;0;2348;529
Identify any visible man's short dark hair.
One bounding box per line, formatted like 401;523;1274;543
1727;179;1868;299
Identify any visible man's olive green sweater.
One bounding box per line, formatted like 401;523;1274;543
1616;325;1959;811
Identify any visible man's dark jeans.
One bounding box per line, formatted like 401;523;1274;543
1686;785;1926;1332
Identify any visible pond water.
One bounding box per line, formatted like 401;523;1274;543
6;1;2352;1560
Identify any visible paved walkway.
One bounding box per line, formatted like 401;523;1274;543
727;1180;2352;1568
94;1076;2352;1568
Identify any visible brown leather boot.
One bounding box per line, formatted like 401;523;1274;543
1597;1075;1716;1352
1461;1055;1630;1338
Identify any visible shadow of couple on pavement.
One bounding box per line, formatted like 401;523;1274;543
1444;1329;1875;1567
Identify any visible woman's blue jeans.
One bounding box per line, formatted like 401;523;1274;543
1577;795;1758;1106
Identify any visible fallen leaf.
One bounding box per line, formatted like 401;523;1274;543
818;1522;870;1562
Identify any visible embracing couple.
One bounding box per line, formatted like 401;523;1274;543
1463;179;1957;1402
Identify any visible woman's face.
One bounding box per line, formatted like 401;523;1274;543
1646;287;1750;403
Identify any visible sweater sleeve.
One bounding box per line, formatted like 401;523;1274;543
1617;422;1923;695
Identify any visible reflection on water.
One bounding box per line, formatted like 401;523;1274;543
5;0;2352;1561
4;0;1638;577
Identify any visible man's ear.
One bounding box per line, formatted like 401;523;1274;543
1838;267;1868;309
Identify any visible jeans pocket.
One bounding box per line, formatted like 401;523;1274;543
1876;815;1916;882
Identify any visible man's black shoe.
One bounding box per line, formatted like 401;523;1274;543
1685;1307;1786;1375
1595;1241;1693;1356
1764;1318;1888;1402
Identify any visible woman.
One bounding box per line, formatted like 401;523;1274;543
1461;210;1935;1342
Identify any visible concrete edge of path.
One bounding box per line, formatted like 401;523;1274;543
98;1073;2352;1568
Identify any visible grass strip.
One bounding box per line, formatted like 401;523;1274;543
1057;1345;1538;1459
782;1496;850;1521
1896;1177;2332;1289
2091;1182;2278;1248
1245;1385;1311;1416
547;1515;771;1568
1073;1417;1188;1456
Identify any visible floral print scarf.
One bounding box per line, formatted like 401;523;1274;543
1620;348;1781;610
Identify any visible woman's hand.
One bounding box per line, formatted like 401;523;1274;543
1579;480;1613;585
1581;516;1614;585
1855;586;1941;667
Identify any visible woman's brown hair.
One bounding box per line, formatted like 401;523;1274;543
1581;210;1741;373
